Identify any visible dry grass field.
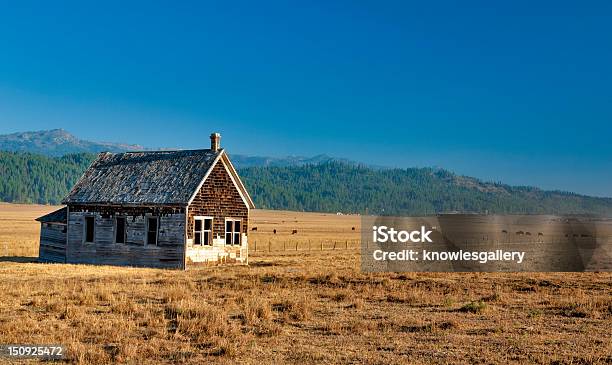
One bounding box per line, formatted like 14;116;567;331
0;203;610;364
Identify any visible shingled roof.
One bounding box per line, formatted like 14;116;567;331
62;149;222;206
36;207;67;224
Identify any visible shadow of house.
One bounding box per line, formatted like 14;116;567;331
0;256;39;263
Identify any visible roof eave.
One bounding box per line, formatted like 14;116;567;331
35;207;68;224
63;202;187;208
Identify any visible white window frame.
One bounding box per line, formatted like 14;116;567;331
194;216;213;246
83;215;95;244
224;218;242;246
114;216;127;244
146;216;159;246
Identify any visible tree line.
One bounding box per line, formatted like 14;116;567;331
1;150;611;216
238;162;612;216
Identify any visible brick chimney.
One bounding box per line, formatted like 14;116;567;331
210;132;221;152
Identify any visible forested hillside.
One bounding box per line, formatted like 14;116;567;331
0;151;94;204
239;163;612;215
1;151;611;215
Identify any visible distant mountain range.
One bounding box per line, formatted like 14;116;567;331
0;129;360;169
0;129;145;157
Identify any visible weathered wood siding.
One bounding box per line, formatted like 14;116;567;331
66;207;185;269
39;223;67;263
186;159;249;266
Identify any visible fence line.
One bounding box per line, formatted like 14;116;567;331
249;239;361;252
249;235;606;253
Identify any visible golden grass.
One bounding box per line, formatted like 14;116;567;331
0;203;611;364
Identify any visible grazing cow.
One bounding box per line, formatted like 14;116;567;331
273;229;277;235
516;231;524;235
251;227;258;231
292;229;298;234
538;232;543;236
502;230;508;234
525;232;531;236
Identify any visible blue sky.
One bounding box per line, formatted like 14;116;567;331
0;1;611;197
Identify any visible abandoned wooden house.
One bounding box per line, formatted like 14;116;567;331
36;133;255;269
